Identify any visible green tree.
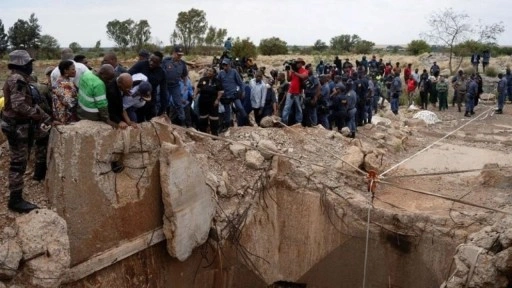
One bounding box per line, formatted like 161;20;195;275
204;26;216;46
106;19;134;55
214;28;227;46
406;40;431;55
259;37;287;56
312;39;328;52
353;40;374;54
330;34;361;53
232;37;257;59
38;34;60;59
453;40;487;57
0;19;8;56
170;30;179;46
69;42;81;53
172;8;208;53
130;20;151;52
421;8;504;74
8;13;41;50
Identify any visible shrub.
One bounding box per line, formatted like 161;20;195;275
484;66;498;77
232;37;257;59
258;37;288;56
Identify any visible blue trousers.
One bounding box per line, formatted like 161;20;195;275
465;95;474;112
222;98;247;127
498;93;506;110
507;86;512;102
282;93;303;125
348;108;356;133
167;85;184;122
303;104;317;127
391;97;399;114
364;104;373;124
318;111;330;129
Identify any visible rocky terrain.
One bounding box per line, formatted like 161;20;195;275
0;91;512;286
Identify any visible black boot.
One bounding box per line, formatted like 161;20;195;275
470;110;475;115
210;119;219;136
464;112;471;117
197;118;209;133
496;109;503;114
8;190;39;213
32;162;47;181
349;132;355;138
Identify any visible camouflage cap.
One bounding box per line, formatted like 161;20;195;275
9;50;35;66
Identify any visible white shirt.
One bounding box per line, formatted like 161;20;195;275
50;60;89;87
249;79;267;109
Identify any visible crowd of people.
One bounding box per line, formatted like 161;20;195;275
1;46;511;213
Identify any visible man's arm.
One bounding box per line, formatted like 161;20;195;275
128;61;144;75
235;71;245;97
182;61;189;79
313;82;321;103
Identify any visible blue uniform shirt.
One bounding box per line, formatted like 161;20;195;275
218;68;245;98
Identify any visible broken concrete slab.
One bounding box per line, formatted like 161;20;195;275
160;142;215;261
46;118;175;265
15;209;70;287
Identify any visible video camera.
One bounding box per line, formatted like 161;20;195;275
283;60;299;72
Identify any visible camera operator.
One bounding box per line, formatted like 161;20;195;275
282;57;308;125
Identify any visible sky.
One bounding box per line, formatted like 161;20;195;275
1;0;511;48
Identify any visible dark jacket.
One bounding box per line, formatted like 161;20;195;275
106;80;125;124
128;60;167;112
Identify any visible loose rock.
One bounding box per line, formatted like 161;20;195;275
245;150;265;169
0;240;22;280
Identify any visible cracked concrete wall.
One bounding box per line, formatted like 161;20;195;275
46;119;177;265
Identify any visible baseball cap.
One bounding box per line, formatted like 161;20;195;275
137;81;152;101
221;58;231;65
174;45;184;55
9;50;35;66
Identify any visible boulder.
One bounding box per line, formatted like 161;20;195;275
16;209;70;287
260;116;281;128
496;247;512;276
258;140;279;160
160;142;215;261
404;118;427;128
371;133;386;140
340;146;364;169
468;226;500;250
0;240;22;280
245;150;265;169
364;152;383;172
383;110;398;120
229;143;247;158
340;127;351;137
372;116;392;127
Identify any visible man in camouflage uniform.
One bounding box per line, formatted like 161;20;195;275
1;50;51;213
